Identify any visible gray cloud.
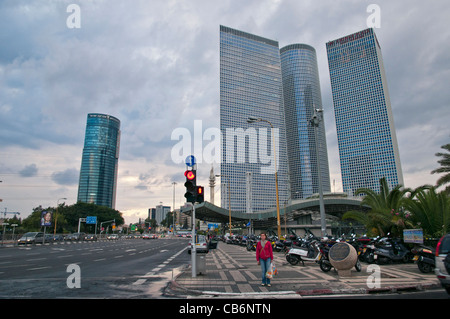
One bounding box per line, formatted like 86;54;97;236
51;168;79;186
1;0;449;223
19;164;38;177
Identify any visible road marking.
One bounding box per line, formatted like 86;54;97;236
132;246;187;285
94;258;106;262
26;258;47;262
133;279;147;285
27;266;51;271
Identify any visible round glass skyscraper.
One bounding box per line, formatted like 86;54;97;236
77;113;121;209
280;44;331;200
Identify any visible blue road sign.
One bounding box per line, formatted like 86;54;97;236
185;155;196;167
86;216;97;224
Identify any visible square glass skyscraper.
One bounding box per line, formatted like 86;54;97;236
220;25;289;212
326;28;403;195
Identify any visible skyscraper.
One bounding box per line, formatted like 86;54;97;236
326;28;403;195
220;25;289;212
280;44;331;199
77;113;121;208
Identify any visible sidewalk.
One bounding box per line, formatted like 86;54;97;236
166;241;441;298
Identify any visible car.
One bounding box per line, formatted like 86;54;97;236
85;234;97;241
435;233;450;294
17;232;45;245
107;234;119;240
188;235;209;254
66;232;86;241
142;233;150;239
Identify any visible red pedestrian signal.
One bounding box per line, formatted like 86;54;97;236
196;186;204;203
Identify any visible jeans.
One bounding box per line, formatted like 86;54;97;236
260;258;271;285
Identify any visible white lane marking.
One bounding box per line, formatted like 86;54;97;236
133;246;188;285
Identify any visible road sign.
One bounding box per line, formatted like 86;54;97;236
185;155;196;167
86;216;97;225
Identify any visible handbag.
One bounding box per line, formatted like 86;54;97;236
265;262;277;279
271;262;278;276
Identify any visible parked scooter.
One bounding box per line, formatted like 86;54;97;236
374;236;413;264
411;245;435;273
286;240;322;266
246;235;258;251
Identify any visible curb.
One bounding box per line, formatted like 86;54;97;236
296;282;442;296
166;270;442;298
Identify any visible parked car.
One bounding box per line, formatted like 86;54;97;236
188;235;209;254
66;232;86;241
17;232;45;245
435;233;450;294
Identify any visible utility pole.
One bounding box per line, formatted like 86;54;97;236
310;108;327;236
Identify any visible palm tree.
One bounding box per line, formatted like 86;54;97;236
431;143;450;191
342;178;413;236
403;187;450;238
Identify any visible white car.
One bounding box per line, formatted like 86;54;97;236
188;235;209;254
435;233;450;294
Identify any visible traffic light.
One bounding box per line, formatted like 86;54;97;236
196;186;204;203
184;169;197;203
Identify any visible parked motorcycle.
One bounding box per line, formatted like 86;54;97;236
246;235;257;251
286;240;323;266
374;236;413;264
411;245;435;273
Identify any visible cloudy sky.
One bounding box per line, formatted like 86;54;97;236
1;0;449;224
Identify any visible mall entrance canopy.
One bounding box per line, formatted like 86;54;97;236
180;194;369;230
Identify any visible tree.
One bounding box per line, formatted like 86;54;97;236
431;142;450;192
342;178;414;236
403;187;450;238
22;202;124;233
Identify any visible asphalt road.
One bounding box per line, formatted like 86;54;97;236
0;237;190;298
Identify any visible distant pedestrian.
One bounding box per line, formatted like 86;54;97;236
256;232;273;287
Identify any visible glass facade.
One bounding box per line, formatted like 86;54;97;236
77;113;121;208
326;28;403;195
220;25;289;213
280;44;331;199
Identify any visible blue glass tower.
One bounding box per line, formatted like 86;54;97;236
280;44;331;199
77;113;121;208
220;25;289;213
326;28;404;195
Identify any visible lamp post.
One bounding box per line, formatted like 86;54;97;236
54;197;67;235
172;182;177;236
247;117;281;239
309;108;327;236
215;174;231;237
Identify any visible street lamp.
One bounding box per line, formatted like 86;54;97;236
247;117;282;239
215;174;232;237
309;108;327;236
54;197;67;235
172;182;177;236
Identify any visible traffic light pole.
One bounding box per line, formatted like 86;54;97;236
191;204;196;278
